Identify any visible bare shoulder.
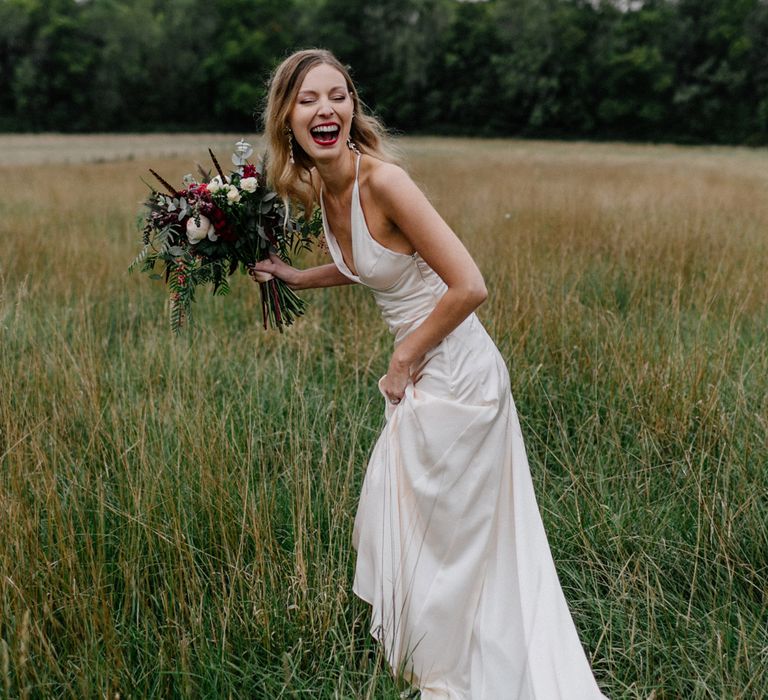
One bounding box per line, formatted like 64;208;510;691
364;157;414;197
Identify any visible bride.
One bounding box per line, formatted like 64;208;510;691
252;48;609;700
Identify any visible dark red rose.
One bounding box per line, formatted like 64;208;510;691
210;206;227;229
218;224;238;242
242;164;258;178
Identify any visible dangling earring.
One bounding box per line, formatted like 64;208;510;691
347;135;361;155
286;128;295;164
347;112;361;155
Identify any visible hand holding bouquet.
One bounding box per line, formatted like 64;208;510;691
130;140;321;332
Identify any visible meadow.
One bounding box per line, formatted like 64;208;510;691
0;134;766;699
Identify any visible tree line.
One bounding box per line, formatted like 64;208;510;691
1;0;767;144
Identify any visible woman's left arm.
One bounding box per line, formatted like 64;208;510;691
374;164;488;403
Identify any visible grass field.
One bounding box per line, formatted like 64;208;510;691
1;134;766;699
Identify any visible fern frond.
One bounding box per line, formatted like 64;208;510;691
128;245;149;273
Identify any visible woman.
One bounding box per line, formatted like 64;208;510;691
253;49;608;700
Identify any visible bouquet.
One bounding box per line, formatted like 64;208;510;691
130;139;321;333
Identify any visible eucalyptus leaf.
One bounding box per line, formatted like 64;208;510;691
168;246;185;256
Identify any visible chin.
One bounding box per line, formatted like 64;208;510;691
309;144;346;162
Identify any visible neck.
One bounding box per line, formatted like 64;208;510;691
315;149;357;199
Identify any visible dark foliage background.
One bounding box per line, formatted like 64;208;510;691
1;0;767;144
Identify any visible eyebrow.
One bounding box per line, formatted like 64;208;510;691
297;86;347;96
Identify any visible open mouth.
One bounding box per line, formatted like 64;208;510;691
310;124;341;146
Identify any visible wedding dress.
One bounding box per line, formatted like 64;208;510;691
320;153;608;699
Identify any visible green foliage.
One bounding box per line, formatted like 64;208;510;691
0;0;767;142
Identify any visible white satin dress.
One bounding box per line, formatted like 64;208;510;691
320;154;608;700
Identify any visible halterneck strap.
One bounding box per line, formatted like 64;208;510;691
354;152;362;183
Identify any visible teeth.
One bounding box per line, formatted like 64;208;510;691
311;125;339;134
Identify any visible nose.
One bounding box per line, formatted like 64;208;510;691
317;97;335;117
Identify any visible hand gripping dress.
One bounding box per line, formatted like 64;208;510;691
320;154;609;700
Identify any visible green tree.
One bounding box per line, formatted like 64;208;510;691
743;0;768;144
202;0;302;131
423;0;499;133
670;0;756;142
310;0;454;130
10;0;103;130
0;0;34;129
0;0;764;143
592;0;677;139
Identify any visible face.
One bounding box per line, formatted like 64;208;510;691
289;63;354;162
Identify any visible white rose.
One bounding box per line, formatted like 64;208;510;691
240;176;258;193
208;175;229;193
186;215;211;244
226;185;241;203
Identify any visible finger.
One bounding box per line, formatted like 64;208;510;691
412;355;428;377
250;270;274;283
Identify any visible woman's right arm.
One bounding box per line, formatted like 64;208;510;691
250;253;356;290
254;174;355;290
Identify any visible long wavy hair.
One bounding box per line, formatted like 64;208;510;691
263;48;399;215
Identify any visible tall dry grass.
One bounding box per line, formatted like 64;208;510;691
1;135;766;698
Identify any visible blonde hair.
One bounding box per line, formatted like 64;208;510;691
263;48;400;215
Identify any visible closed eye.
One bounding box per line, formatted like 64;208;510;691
298;94;347;105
